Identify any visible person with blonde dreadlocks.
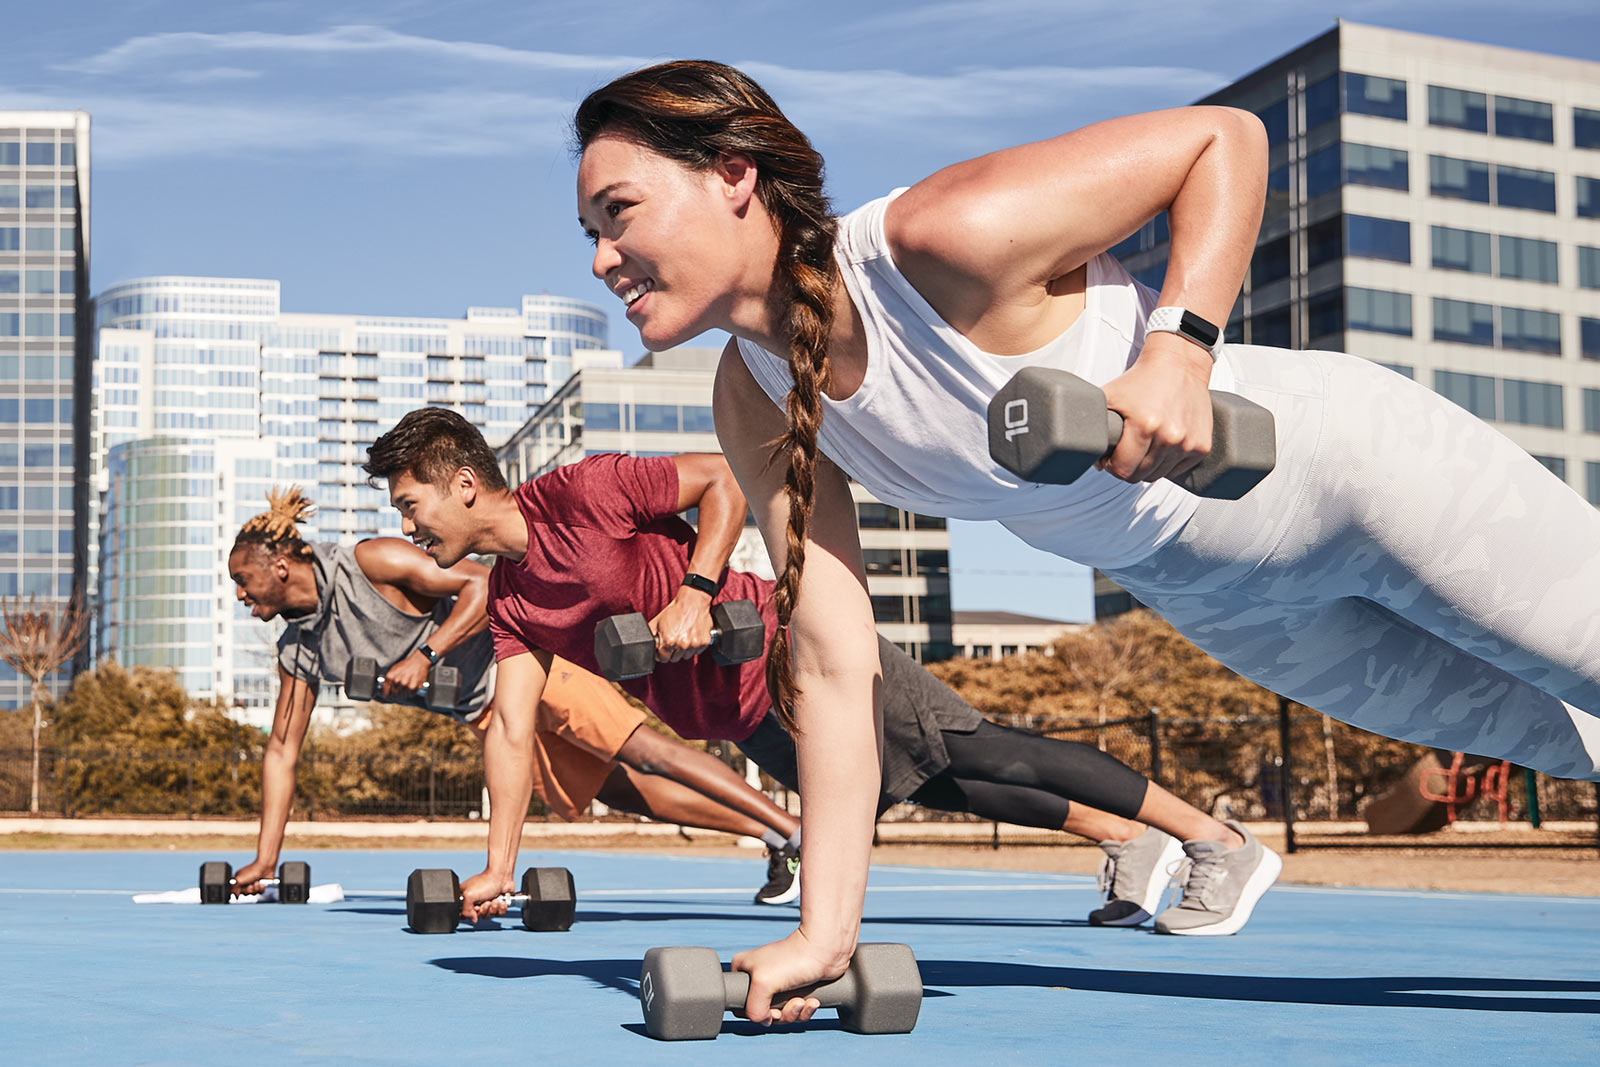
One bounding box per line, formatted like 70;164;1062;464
226;487;810;908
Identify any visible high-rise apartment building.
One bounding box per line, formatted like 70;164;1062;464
92;277;617;715
496;346;956;661
1102;21;1600;616
0;112;91;709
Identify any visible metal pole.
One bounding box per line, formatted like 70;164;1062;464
187;748;195;820
428;750;437;821
1278;696;1297;854
1523;767;1541;830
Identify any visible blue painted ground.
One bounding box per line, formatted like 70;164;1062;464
1;849;1597;1064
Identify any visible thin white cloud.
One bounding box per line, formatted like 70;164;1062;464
169;67;264;85
59;24;637;77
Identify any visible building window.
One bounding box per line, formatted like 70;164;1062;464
1429;155;1490;203
1256;98;1288;146
1307;290;1342;340
970;645;993;659
1581;247;1600;290
1305;143;1340;199
1583;318;1600;360
1532;455;1567;481
0;142;17;165
862;549;903;575
1344;74;1407;120
1436;371;1497;419
1584;389;1600;432
1343;143;1408;191
1306;217;1342;269
1587;463;1600;506
1250;306;1291;348
1499;236;1559;284
1304;73;1338;130
1250;236;1291;288
1378;363;1414;379
1496;165;1556;213
1428;85;1487;132
1500;307;1562;355
857;502;901;529
915;549;949;575
681;405;715;432
1432;226;1492;274
1345;215;1410;263
1579;177;1600;220
1501;379;1563;427
633;403;678;433
1494;96;1554;142
1433;299;1494;347
1265;165;1290;220
582;402;622;431
25;185;55;208
0;227;16;250
1576;107;1600;150
870;595;905;623
1348;288;1412;336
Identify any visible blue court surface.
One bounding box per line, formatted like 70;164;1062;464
2;849;1597;1064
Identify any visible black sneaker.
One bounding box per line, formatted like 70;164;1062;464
753;844;800;905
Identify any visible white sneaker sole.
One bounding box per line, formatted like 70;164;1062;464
755;874;801;906
1161;846;1283;937
1091;832;1184;926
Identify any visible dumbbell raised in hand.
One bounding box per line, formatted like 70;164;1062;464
639;943;923;1041
594;600;765;682
987;366;1277;499
200;860;310;904
345;655;460;710
405;867;577;934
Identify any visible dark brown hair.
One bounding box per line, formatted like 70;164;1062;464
575;60;835;734
232;486;316;562
363;407;509;492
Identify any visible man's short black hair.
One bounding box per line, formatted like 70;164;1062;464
364;407;509;492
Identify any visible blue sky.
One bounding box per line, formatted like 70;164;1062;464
9;1;1600;621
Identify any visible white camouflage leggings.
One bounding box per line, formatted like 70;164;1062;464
1099;346;1600;781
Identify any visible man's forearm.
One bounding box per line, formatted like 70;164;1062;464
254;744;298;864
481;727;535;878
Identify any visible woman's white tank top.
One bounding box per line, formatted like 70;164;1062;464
736;189;1238;570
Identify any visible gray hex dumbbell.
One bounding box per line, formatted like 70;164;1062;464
405;866;577;934
199;860;310;904
345;656;461;710
639;943;923;1041
987;366;1277;500
594;599;766;682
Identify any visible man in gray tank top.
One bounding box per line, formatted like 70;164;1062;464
223;488;810;906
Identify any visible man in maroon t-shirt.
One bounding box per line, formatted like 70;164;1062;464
362;407;1277;952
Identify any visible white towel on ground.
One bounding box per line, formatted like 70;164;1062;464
132;883;345;904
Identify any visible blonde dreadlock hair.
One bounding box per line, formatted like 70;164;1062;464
231;486;316;561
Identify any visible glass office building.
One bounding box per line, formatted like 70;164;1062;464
92;278;616;717
0;111;91;708
497;346;956;662
1102;21;1600;616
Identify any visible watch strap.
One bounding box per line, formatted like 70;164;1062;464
681;572;720;597
1147;305;1222;356
417;642;441;665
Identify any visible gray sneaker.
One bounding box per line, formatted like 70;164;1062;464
1088;827;1184;926
1154;820;1282;936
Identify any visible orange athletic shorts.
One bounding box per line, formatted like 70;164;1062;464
522;657;645;821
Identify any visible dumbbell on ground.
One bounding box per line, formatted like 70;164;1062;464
199;860;310;905
345;655;460;710
987;366;1277;499
639;943;923;1041
405;867;577;934
594;599;765;682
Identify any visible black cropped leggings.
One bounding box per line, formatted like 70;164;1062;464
905;719;1150;830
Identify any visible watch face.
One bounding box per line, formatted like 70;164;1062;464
1180;310;1221;348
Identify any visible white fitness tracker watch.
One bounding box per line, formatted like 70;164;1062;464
1146;306;1222;357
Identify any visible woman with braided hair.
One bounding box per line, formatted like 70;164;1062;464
574;60;1600;1021
226;485;811;909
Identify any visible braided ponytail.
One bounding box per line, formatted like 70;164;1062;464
232;485;316;562
576;61;837;733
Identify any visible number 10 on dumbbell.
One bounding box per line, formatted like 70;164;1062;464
345;655;460;710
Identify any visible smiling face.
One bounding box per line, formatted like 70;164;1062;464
228;547;294;621
387;469;476;569
576;133;759;351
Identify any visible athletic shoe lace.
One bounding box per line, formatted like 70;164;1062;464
1172;853;1222;911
